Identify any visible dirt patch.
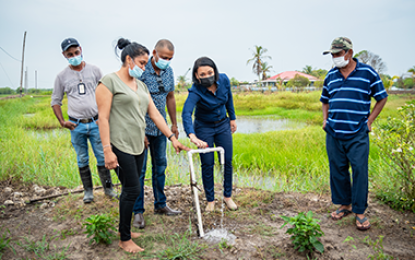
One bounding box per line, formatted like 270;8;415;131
1;179;415;259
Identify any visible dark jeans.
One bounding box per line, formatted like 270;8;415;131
133;134;167;214
112;145;144;241
326;126;369;214
195;118;233;202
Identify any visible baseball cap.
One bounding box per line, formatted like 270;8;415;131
322;37;353;55
61;38;80;52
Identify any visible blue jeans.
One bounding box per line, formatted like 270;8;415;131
326;125;369;214
69;119;105;167
133;134;167;214
195;118;233;202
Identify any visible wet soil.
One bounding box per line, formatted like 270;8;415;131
1;179;414;259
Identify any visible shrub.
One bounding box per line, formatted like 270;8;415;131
281;211;324;255
83;214;117;245
373;103;415;212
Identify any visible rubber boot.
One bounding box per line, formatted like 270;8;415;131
97;165;118;199
79;166;94;203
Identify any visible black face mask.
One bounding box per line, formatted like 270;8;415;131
199;75;215;87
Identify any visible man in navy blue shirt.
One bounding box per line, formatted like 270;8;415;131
132;39;181;229
320;37;388;231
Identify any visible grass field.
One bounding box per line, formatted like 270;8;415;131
0;92;414;195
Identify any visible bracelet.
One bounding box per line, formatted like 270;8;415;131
168;133;175;141
103;144;111;149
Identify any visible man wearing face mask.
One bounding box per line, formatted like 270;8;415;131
132;39;181;229
51;37;117;203
320;37;388;231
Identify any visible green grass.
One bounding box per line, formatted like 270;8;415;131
0;93;414;195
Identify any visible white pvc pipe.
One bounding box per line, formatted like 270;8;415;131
188;147;225;237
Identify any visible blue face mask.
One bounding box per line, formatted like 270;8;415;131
67;54;83;66
128;60;144;78
154;53;171;70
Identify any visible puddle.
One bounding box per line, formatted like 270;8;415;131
29;129;69;139
235;116;305;134
171;114;305;136
203;228;236;244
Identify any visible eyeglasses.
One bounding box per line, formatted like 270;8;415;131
156;76;165;93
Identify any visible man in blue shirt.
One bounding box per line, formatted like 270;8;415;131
132;39;181;229
320;37;388;231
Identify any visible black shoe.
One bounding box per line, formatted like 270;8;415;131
132;213;145;229
79;166;94;203
154;205;182;216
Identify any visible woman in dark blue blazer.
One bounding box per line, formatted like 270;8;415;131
182;57;237;212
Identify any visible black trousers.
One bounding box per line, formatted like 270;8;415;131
112;145;144;241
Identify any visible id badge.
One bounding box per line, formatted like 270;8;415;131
78;83;86;95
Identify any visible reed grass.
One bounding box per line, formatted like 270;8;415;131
0;93;413;194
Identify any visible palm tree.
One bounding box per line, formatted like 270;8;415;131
261;62;273;80
176;75;188;91
302;65;313;75
247;45;271;81
408;66;415;77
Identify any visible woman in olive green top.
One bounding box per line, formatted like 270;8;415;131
95;38;189;254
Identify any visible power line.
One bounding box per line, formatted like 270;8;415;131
0;61;15;88
0;46;21;62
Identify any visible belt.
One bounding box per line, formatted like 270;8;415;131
213;117;227;124
68;115;98;123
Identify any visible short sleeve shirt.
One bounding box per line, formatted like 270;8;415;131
140;57;175;136
51;63;102;118
99;73;149;155
320;58;388;140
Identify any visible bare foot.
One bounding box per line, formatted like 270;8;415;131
118;232;143;239
119;240;144;253
331;204;352;220
130;232;142;238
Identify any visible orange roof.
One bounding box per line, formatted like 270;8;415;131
265;71;319;82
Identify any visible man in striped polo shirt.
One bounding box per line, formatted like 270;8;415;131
320;37;388;231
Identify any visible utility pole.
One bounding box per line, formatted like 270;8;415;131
35;70;37;93
24;67;28;94
19;31;27;98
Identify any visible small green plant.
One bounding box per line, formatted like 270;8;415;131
0;229;12;258
343;236;357;249
218;238;232;254
83;214;116;245
363;235;393;260
42;244;70;260
281;211;324;255
17;234;50;257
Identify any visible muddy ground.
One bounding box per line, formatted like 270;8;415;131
1;179;414;260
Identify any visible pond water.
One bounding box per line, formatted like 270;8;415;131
29;116;305;140
175;115;305;137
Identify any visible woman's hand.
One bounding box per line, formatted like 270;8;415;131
230;120;237;134
189;134;208;149
171;138;191;154
144;136;150;149
104;150;118;170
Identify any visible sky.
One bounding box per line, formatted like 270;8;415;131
0;0;414;89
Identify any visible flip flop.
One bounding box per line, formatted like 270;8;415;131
356;216;371;231
331;208;352;220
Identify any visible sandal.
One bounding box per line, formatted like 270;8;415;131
356;216;371;231
331;208;352;220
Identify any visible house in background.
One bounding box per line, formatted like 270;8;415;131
261;71;319;87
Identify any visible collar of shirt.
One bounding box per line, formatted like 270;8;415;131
146;56;167;76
